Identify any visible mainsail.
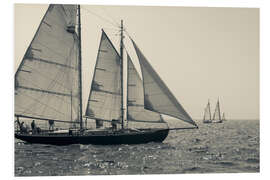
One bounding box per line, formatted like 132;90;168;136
222;113;225;121
15;5;80;124
131;39;197;126
85;30;121;125
203;101;211;122
127;53;165;123
212;99;221;122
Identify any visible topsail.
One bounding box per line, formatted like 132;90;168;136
131;39;197;127
15;5;80;124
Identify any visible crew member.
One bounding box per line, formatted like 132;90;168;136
31;120;36;134
49;120;54;131
111;119;117;131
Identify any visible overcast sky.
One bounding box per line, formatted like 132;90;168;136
15;4;259;120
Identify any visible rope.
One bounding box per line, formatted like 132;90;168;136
99;7;120;27
169;126;199;130
81;7;119;28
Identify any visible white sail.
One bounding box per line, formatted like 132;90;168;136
127;53;165;123
15;5;80;124
222;112;226;121
203;101;212;122
131;39;197;126
212;99;221;122
85;30;121;124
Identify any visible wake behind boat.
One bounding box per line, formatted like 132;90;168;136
14;4;198;145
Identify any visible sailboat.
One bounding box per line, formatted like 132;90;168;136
221;112;226;121
212;99;222;123
14;4;198;145
203;100;212;123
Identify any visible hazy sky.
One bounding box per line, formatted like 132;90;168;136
15;4;259;120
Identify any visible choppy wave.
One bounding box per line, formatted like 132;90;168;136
15;120;259;176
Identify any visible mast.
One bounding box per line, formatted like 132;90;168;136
78;5;83;130
126;53;129;128
208;99;211;121
120;20;124;129
70;90;73;128
217;98;221;120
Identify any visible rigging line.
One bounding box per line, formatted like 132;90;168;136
39;28;73;45
81;7;119;28
102;27;120;31
15;110;43;119
18;68;70;92
19;92;67;117
18;87;74;116
99;7;120;27
123;29;132;39
54;43;80;118
21;38;78;91
18;83;47;116
91;100;121;111
17;77;72;100
43;16;68;31
37;48;73;116
35;41;72;60
17;70;77;114
49;64;71;118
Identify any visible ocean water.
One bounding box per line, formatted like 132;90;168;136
14;120;259;176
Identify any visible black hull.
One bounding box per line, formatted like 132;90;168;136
15;129;169;145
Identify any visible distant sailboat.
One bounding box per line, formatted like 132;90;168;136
212;99;222;123
221;112;226;121
15;4;198;145
203;100;212;123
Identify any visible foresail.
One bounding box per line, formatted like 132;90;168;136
203;107;206;121
212;100;221;121
222;113;225;121
131;39;197;126
204;102;211;121
85;30;121;123
127;53;165;123
15;5;80;123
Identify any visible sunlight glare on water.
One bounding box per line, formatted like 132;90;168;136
15;120;259;176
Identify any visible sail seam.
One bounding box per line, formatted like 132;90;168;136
15;4;53;79
29;57;76;69
127;119;165;124
15;114;79;124
131;38;197;126
17;85;74;97
128;104;144;107
92;89;121;96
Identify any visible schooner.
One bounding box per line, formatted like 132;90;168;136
212;99;223;123
15;4;198;145
203;100;212;123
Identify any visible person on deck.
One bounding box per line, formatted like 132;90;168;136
48;120;54;131
18;121;28;134
111;119;117;131
31;120;36;134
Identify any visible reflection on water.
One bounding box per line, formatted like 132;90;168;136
15;120;259;176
